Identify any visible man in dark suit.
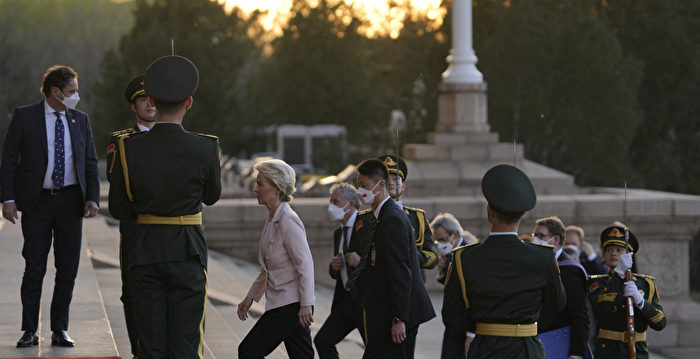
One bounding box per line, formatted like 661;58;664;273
314;182;375;358
533;216;589;359
108;55;221;358
104;73;157;358
353;158;436;359
442;165;566;359
0;65;100;348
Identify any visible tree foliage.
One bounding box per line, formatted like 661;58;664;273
596;0;700;193
471;0;643;186
2;0;699;195
91;0;262;156
0;0;132;149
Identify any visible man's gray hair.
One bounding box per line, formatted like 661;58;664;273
329;182;361;209
430;212;463;237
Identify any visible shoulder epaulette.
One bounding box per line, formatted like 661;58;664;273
110;128;137;137
190;131;219;141
526;241;554;249
403;206;426;214
634;273;656;280
358;208;374;216
589;274;610;280
452;242;479;254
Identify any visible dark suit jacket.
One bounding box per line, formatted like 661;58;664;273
0;101;99;212
328;211;375;311
538;251;590;357
358;198;435;338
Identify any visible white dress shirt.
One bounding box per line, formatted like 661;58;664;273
43;101;76;189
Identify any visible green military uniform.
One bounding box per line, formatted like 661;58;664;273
106;126;139;356
108;55;221;359
105;73;151;357
441;165;566;359
403;205;438;269
443;239;566;358
587;226;666;359
377;155;438;270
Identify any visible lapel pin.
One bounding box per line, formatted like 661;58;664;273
71;119;75;123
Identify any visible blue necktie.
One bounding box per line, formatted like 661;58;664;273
52;111;65;189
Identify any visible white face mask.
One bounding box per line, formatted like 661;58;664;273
357;181;381;205
56;88;80;109
327;203;347;222
437;241;453;256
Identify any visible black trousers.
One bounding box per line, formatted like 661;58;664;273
119;219;139;356
20;186;83;332
239;302;314;359
130;258;207;359
314;296;365;359
363;325;418;359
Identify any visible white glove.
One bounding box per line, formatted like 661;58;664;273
613;252;634;277
624;280;644;307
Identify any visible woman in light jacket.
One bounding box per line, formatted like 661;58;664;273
237;159;315;359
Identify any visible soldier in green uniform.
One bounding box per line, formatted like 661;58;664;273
108;55;221;359
588;226;666;359
105;73;156;358
442;164;566;358
376;154;438;271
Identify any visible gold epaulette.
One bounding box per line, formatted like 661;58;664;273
451;242;479;254
190;131;219;141
589;274;610;279
403;206;426;214
526;241;554;249
110;128;137;137
634;273;656;280
358;208;374;216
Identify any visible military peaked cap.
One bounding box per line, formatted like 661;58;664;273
600;225;639;253
124;74;147;104
144;55;199;103
481;164;536;213
377;154;407;181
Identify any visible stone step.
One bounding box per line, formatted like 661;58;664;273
0;219;119;359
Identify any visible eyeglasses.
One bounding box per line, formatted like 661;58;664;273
531;232;552;239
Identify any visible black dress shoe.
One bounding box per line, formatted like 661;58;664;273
16;331;38;347
51;330;75;347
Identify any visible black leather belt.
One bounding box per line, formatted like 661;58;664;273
42;185;78;195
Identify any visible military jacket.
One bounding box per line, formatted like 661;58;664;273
442;234;566;359
404;206;438;269
588;272;666;359
360;206;437;269
108;123;221;269
106;126;139;182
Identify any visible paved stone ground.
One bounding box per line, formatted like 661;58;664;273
0;216;689;358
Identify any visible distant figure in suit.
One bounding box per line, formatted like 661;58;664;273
238;159;315;359
314;182;375;358
354;158;436;359
1;65;100;348
532;216;589;359
565;225;608;275
104;73;156;358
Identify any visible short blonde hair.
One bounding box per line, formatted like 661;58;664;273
254;159;296;202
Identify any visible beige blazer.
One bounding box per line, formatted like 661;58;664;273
246;202;315;311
